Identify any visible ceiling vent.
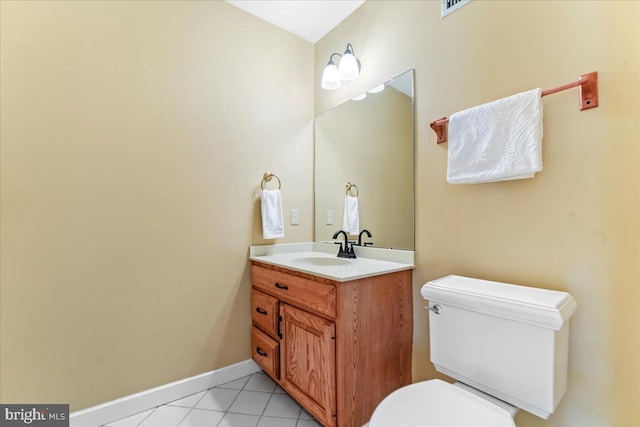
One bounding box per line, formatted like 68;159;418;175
441;0;472;18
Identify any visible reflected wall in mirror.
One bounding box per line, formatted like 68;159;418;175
315;70;414;250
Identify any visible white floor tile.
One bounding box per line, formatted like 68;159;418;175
299;409;322;425
273;385;287;394
243;372;276;393
217;412;260;427
167;390;206;408
195;388;240;411
262;393;301;419
177;408;225;427
104;409;153;427
299;408;314;420
227;390;271;415
137;405;190;427
297;419;322;427
257;416;298;427
216;375;251;390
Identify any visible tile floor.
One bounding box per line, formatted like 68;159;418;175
102;371;322;427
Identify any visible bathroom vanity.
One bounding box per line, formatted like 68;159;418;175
249;244;414;427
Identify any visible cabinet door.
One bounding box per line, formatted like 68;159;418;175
280;303;336;427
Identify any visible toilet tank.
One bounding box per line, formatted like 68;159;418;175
421;275;577;419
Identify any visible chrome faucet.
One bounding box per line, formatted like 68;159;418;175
332;230;356;259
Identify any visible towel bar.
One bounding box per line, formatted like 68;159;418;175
430;71;598;144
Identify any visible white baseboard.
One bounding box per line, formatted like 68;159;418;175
70;359;262;427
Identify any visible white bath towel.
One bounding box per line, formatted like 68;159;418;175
447;88;543;184
343;196;359;236
261;189;284;239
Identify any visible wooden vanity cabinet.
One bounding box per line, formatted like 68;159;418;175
251;261;413;427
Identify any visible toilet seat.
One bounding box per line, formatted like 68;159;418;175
369;379;516;427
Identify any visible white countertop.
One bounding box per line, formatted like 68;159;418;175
249;243;414;282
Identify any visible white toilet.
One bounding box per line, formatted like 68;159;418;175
368;275;577;427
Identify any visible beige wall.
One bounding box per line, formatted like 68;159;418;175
0;1;313;410
316;1;639;426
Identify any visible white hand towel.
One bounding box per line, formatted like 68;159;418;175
261;189;284;239
447;88;543;184
343;196;359;236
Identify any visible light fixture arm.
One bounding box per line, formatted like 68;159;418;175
328;52;342;65
345;43;355;55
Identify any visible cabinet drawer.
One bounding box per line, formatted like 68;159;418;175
252;264;336;319
252;289;279;339
252;327;279;380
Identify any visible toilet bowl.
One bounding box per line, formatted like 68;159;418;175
369;380;516;427
366;275;577;427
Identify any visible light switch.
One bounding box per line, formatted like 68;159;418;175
290;209;299;225
325;210;333;225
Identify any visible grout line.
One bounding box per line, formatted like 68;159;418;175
211;374;254;426
248;372;276;426
173;408;191;427
133;407;155;427
167;388;209;427
256;387;277;425
213;407;224;427
213;376;250;427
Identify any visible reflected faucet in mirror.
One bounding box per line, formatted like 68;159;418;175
332;230;356;259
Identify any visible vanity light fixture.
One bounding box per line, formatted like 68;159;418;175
321;43;361;90
352;93;367;101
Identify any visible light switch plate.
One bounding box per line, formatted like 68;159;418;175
325;210;333;225
290;209;299;225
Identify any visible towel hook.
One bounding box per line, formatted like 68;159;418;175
346;182;359;197
261;172;281;190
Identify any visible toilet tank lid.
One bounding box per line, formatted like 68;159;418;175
421;275;577;330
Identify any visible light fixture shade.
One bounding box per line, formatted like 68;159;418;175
352;93;367;101
321;61;341;90
339;44;360;81
367;84;385;94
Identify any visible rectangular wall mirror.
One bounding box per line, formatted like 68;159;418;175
314;69;415;250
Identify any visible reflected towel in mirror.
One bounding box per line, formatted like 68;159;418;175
343;196;359;236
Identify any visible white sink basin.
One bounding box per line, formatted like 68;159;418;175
291;256;352;267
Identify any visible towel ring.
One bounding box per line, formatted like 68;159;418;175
346;182;358;197
261;172;281;190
